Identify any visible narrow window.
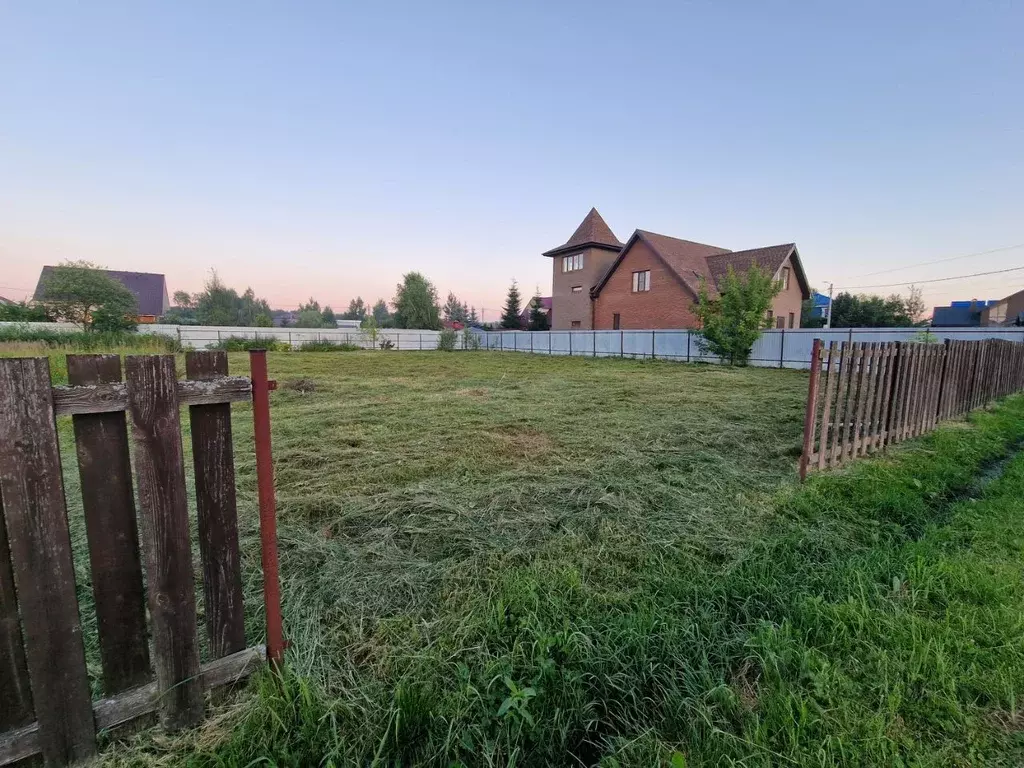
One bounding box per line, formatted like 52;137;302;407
571;285;583;294
631;270;651;292
613;313;621;330
562;253;584;272
766;309;773;322
781;267;791;290
788;312;795;328
775;316;785;329
571;320;581;329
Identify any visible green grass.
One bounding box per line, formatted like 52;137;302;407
7;347;1024;766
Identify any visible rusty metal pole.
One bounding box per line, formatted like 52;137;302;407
249;349;285;666
799;338;824;481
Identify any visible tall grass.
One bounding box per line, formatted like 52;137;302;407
38;351;1024;765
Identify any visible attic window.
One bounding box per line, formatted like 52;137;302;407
632;270;651;292
781;267;791;290
562;253;583;273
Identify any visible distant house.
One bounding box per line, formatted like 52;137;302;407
543;208;810;330
980;290;1024;327
809;292;831;320
518;296;552;327
931;299;998;327
33;267;170;320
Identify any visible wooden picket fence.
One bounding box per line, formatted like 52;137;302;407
800;338;1024;479
0;350;283;766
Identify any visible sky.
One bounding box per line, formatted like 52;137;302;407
1;1;1022;321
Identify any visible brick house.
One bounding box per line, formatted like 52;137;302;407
543;209;809;330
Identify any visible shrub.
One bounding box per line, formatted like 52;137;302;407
210;335;291;352
297;340;363;352
437;328;458;352
693;264;780;365
0;325;180;352
379;338;395;350
462;328;481;350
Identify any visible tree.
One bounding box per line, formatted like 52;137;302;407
90;290;139;333
237;288;273;327
829;290;921;328
342;297;366;321
322;305;337;327
193;270;273;326
0;300;52;323
443;292;468;324
392;272;441;329
295;298;327;328
172;290;195;309
39;261;139;331
528;294;550;330
371;298;392;328
467;306;480;326
693;265;781;365
500;280;523;329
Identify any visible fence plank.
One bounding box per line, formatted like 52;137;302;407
828;342;853;465
816;342;839;470
125;355;205;731
67;355;151;695
851;343;873;457
0;492;33;731
0;358;96;764
858;344;879;456
799;340;823;480
185;351;246;660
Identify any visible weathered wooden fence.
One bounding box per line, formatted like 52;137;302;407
0;350;283;766
800;338;1024;478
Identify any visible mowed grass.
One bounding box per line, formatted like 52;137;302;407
7;346;1024;766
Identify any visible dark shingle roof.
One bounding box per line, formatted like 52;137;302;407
705;244;796;295
543;208;623;257
34;267;170;316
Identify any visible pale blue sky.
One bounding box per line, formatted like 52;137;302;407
2;1;1021;319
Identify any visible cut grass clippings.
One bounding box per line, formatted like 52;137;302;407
8;348;1023;766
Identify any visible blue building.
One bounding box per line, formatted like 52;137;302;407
809;292;831;319
931;299;998;327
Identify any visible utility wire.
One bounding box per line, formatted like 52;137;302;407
846;243;1024;279
837;265;1024;291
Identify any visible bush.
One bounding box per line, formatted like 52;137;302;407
462;328;481;350
297;340;363;352
0;325;180;351
437;328;458;352
379;338;395;350
210;335;291;352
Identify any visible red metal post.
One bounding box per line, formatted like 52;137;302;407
249;350;285;666
799;338;824;481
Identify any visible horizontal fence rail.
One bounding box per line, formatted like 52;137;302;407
800;338;1024;478
0;351;282;766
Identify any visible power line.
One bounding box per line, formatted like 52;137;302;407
846;243;1024;279
836;265;1024;291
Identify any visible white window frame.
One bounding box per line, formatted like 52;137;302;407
781;266;791;290
632;270;651;292
571;285;583;293
562;253;584;273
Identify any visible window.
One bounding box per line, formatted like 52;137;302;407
766;309;773;322
571;320;581;328
571;285;583;294
781;267;791;290
562;253;583;272
613;313;621;330
632;270;651;292
775;316;785;329
788;312;795;329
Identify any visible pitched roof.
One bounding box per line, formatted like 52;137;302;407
705;244;797;294
543;208;623;257
0;295;13;306
34;267;170;316
592;230;730;297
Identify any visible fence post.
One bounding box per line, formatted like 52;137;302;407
569;333;572;356
0;358;96;762
249;350;285;668
800;339;823;481
686;332;691;362
549;332;552;355
652;330;656;360
419;334;423;351
780;328;785;368
620;330;624;358
936;339;951;422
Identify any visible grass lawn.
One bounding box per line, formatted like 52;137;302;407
6;346;1024;766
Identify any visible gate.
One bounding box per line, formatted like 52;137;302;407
0;350;283;766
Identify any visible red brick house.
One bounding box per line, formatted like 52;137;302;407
543;209;810;331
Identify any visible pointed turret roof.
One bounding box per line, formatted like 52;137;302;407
543;208;623;257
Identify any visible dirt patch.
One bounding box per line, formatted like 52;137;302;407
485;425;554;457
986;709;1024;733
283;378;317;393
730;661;760;712
456;387;490;399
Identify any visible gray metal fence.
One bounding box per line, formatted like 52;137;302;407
475;327;1024;369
